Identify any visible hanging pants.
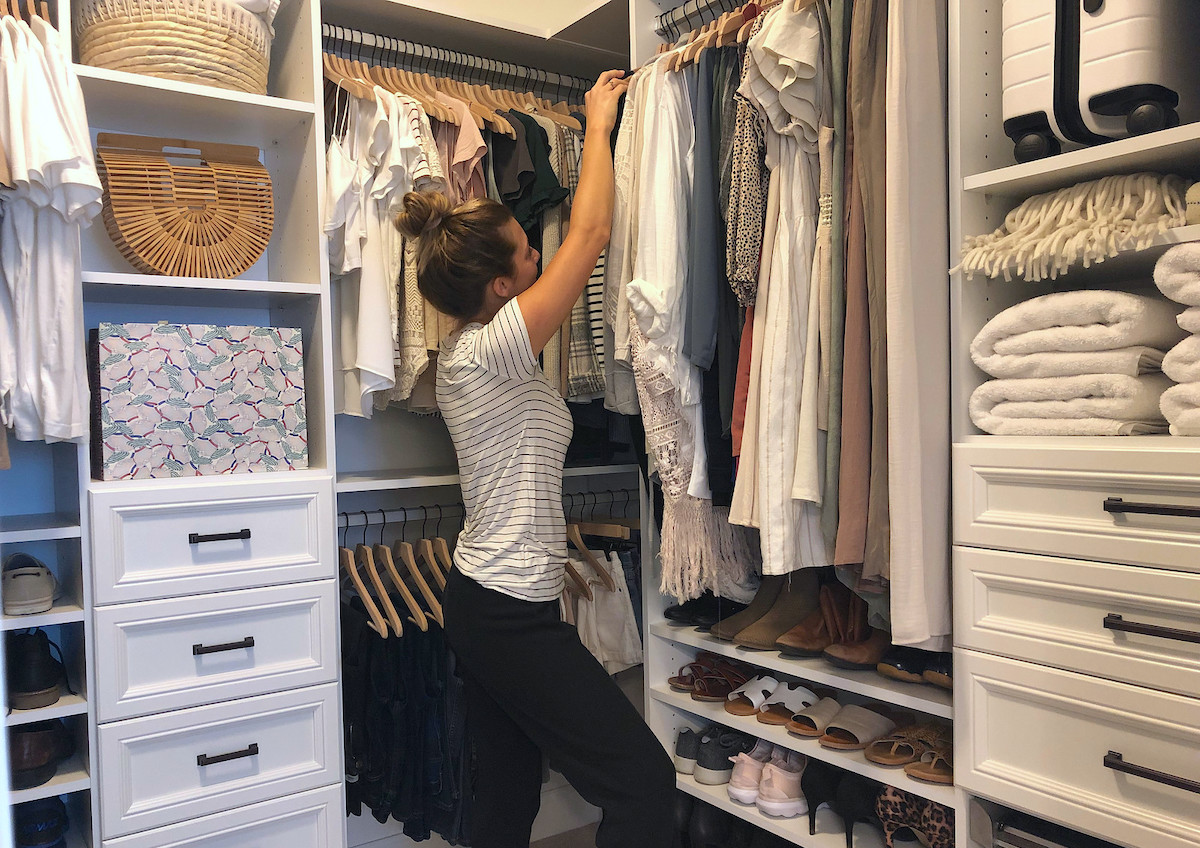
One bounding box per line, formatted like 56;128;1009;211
443;567;675;848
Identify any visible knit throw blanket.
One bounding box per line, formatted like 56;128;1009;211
957;173;1191;283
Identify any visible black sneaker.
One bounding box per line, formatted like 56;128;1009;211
6;630;68;711
674;724;720;774
693;731;755;786
14;796;68;848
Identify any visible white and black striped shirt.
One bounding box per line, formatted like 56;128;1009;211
437;298;574;602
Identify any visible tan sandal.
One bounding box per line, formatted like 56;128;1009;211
904;747;954;785
818;704;897;751
865;724;951;766
784;696;841;738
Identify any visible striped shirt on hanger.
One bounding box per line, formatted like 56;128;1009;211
437;298;574;602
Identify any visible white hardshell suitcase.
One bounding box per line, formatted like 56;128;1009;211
1002;0;1200;162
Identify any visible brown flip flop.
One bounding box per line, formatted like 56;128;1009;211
904;747;954;785
865;724;951;766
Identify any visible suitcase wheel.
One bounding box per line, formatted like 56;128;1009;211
1127;101;1177;136
1013;131;1061;164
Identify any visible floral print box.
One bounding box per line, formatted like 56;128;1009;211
89;322;308;479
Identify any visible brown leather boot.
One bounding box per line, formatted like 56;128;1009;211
774;582;853;656
823;627;892;669
709;574;785;642
733;570;820;650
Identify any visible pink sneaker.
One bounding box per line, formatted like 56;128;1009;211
756;750;808;818
726;739;774;804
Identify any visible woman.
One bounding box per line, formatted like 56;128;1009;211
394;70;675;848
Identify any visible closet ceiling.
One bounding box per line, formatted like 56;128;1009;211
386;0;617;41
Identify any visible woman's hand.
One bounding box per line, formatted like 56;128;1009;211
584;70;630;135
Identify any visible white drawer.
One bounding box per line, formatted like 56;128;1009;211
955;547;1200;699
94;581;339;722
90;474;333;603
957;650;1200;848
103;784;343;848
954;441;1200;572
98;683;340;839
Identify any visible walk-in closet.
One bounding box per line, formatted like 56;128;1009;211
2;0;1199;847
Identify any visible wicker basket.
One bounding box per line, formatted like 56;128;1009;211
96;133;274;279
75;0;272;95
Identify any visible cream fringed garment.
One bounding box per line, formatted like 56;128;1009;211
629;314;758;602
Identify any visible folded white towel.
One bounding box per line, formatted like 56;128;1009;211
1162;336;1200;383
1154;243;1200;306
1160;382;1200;435
970;374;1172;435
970;290;1184;378
1179;307;1200;333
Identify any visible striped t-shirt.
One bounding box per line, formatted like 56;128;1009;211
437;298;574;602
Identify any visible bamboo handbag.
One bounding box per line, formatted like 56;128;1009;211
96;133;274;278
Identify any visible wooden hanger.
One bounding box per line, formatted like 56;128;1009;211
573;521;631;540
357;543;404;636
566;524;617;592
564;558;593;600
375;542;430;630
393;539;444;625
415;538;448;591
322;52;374;100
339;546;389;638
717;6;748;46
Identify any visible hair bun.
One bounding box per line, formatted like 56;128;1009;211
395;190;454;239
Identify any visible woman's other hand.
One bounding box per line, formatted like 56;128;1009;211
585;70;630;134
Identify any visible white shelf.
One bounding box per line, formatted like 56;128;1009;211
87;468;331;494
82;271;321;298
676;772;888;848
963;123;1200;196
7;693;89;727
0;514;81;544
336;463;641;494
9;754;91;804
2;602;86;632
652;686;957;809
650;622;953;720
75;64;315;141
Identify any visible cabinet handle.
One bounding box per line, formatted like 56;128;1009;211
196;743;259;767
1104;751;1200;795
188;529;251;545
192;636;256;656
1103;497;1200;519
1103;614;1200;645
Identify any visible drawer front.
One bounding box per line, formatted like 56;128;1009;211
98;683;340;839
955;547;1200;699
90;475;333;603
954;442;1200;572
94;581;339;722
104;784;343;848
957;651;1200;848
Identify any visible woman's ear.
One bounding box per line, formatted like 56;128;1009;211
491;274;519;300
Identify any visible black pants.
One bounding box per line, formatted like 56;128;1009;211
443;567;675;848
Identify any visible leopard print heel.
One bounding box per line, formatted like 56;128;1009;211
875;786;955;848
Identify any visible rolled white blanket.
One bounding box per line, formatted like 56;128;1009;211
1160;382;1200;435
970;290;1184;378
1154;243;1200;306
1162;336;1200;383
1179;307;1200;333
970;373;1172;435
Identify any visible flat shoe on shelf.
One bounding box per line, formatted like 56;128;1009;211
691;661;753;702
876;646;934;684
904;747;955;785
864;723;952;766
784;696;841;738
667;652;725;692
724;675;780;717
818;704;897;751
923;652;953;690
756;682;818;726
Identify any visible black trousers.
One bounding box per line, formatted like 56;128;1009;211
443;567;675;848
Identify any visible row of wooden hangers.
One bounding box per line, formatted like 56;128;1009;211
653;0;812;71
0;0;52;24
322;49;584;139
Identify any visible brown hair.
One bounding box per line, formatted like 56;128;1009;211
394;191;518;320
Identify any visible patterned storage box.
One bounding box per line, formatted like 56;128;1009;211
90;322;307;479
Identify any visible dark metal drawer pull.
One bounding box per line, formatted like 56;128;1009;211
192;636;256;656
1103;497;1200;519
197;743;259;767
1104;614;1200;645
188;529;251;545
1104;751;1200;795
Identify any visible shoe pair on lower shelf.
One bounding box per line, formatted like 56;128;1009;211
2;554;62;616
6;628;71;711
674;793;794;848
8;719;75;790
14;796;70;848
674;724;757;785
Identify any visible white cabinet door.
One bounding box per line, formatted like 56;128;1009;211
90;474;333;603
94;580;339;721
103;784;344;848
98;683;340;839
957;650;1200;848
954;441;1200;571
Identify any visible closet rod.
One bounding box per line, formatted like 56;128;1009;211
336;488;639;529
321;23;592;103
654;0;742;40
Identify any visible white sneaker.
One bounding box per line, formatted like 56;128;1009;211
756;750;809;818
2;555;58;616
726;739;775;804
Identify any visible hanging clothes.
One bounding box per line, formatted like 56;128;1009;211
572;548;643;675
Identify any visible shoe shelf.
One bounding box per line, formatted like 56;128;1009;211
0;514;82;545
650;622;954;720
962;122;1200;197
7;693;89;728
2;601;86;632
8;753;91;805
676;772;888;848
651;685;957;809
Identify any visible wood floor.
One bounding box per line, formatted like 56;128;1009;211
531;823;599;848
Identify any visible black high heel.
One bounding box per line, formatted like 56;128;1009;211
800;757;842;835
831;774;885;848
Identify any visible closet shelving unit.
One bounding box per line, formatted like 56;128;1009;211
951;3;1200;848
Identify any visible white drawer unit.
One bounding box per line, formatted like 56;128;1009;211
103;784;343;848
954;442;1200;572
955;547;1200;699
957;650;1200;848
98;683;340;839
90;475;334;603
94;580;339;721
